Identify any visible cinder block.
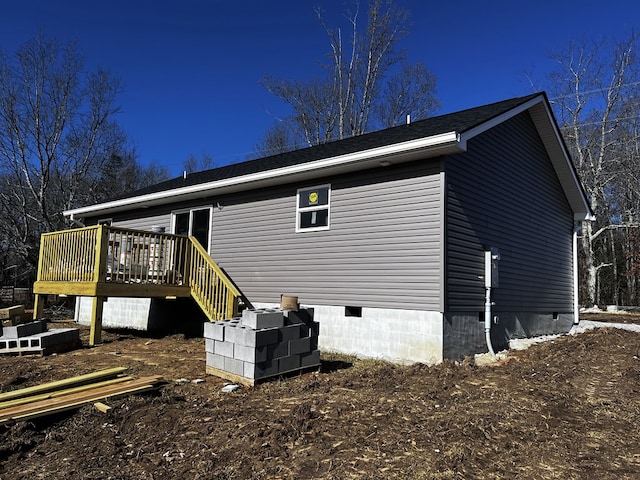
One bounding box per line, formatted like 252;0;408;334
241;309;284;329
278;354;301;373
267;340;289;359
223;324;245;344
289;336;311;355
2;319;47;339
215;340;234;358
38;329;78;348
223;356;244;376
301;350;321;368
206;352;225;370
284;308;314;325
242;328;279;348
203;321;225;341
310;321;320;338
280;324;301;343
244;359;279;380
234;344;268;363
205;338;215;353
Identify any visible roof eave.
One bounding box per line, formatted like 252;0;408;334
64;131;463;219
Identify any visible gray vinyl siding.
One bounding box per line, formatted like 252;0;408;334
110;213;171;233
445;110;574;312
212;161;442;310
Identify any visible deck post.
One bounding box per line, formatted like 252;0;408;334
89;296;105;345
33;294;45;320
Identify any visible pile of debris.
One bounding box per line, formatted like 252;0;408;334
0;306;81;355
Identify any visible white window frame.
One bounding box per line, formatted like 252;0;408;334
170;206;213;253
296;184;331;233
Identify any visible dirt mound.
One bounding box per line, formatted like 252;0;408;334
2;318;640;479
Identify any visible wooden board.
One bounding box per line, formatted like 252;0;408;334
206;363;321;388
0;305;25;320
0;376;164;424
0;367;128;402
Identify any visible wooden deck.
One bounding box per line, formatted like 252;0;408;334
33;225;240;345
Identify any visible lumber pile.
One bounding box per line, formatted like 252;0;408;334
0;367;164;424
0;305;31;326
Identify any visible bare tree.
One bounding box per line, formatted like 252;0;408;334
546;33;640;306
183;151;215;174
259;0;439;154
0;32;140;283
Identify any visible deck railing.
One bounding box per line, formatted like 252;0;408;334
187;238;240;321
36;225;240;321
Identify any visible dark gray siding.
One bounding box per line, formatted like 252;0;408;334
445;110;574;313
212;162;443;310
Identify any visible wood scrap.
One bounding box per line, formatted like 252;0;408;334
93;402;112;413
0;367;128;402
0;376;134;410
0;375;164;424
0;305;25;319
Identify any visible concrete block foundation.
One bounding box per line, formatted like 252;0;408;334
253;303;444;365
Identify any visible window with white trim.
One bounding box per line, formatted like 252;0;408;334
296;185;330;232
171;206;213;252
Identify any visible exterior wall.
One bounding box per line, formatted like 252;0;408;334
212;161;443;311
444;312;574;361
75;296;208;335
76;296;152;330
443;111;575;359
79;161;445;364
253;301;443;365
110;212;171;233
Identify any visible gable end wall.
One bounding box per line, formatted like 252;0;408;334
445;110;574;313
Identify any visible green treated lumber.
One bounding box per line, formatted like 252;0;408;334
0;367;128;403
0;376;134;410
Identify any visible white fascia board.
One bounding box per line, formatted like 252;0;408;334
458;93;594;220
458;95;545;145
64;131;462;218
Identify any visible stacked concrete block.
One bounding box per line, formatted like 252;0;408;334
0;319;81;355
204;307;320;384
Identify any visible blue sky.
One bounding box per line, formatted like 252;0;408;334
1;1;638;177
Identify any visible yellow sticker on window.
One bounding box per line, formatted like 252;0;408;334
309;191;318;204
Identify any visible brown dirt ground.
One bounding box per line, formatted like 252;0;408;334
2;313;640;479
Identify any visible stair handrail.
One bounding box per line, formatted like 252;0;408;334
186;236;240;321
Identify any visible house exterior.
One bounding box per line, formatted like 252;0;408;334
65;92;592;364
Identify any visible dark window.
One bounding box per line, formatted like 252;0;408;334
297;185;330;232
174;212;190;236
192;209;211;249
173;207;212;252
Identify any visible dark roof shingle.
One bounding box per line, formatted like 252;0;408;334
118;93;542;199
